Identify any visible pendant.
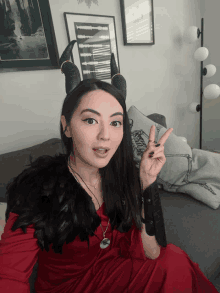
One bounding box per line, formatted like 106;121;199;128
100;238;110;249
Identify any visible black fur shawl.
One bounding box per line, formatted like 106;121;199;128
5;154;134;254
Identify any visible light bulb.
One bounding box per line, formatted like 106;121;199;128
203;84;220;99
184;26;198;43
204;64;216;78
194;47;209;61
189;102;200;113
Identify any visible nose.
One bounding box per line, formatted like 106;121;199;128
98;122;110;141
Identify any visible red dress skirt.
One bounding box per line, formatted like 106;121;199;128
0;203;218;293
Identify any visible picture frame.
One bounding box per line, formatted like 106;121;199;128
0;0;59;73
120;0;155;45
64;12;120;82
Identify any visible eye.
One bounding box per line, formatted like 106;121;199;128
111;121;122;128
83;118;96;125
83;118;122;127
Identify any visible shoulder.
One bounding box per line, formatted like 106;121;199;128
28;153;68;173
4;154;99;253
5;153;70;219
9;153;68;186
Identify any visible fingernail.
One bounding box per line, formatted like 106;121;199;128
149;151;154;155
149;155;152;158
155;144;160;147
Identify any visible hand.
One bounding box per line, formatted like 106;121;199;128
139;125;173;187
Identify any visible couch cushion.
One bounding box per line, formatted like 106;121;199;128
29;138;65;161
160;189;220;282
0;138;65;202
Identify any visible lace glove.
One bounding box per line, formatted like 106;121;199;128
141;179;167;247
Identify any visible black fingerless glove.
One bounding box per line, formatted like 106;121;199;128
141;179;167;247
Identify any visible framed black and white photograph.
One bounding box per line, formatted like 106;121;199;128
0;0;59;73
64;12;120;82
120;0;155;45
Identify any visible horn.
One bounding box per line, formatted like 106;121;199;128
59;40;81;95
111;53;127;100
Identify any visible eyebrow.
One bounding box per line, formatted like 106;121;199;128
80;108;124;118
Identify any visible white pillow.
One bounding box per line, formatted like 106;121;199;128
127;105;220;209
128;105;192;177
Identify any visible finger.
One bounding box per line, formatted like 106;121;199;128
145;144;164;153
150;150;165;158
157;155;166;164
149;145;164;156
148;151;164;160
158;128;173;145
151;151;166;162
148;125;156;143
142;144;163;159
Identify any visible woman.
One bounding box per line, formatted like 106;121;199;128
0;41;218;293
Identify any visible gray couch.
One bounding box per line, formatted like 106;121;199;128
0;113;220;292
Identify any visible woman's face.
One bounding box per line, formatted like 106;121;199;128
61;89;124;169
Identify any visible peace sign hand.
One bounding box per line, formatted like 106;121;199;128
139;125;173;190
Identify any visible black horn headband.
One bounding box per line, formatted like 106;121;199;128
59;40;127;100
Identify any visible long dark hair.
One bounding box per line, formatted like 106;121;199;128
60;78;143;232
5;79;143;254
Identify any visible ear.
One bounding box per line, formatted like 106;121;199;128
61;115;71;138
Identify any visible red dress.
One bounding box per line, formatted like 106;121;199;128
0;203;218;293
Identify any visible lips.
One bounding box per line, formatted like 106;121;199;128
93;149;108;153
93;147;110;151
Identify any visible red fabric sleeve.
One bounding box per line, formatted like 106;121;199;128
0;212;40;293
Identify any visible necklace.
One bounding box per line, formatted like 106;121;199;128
83;176;100;189
69;155;100;189
68;157;111;249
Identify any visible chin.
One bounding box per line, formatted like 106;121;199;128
90;155;113;169
92;159;111;169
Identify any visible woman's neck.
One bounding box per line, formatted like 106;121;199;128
69;154;101;186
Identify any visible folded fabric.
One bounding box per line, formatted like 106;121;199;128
127;105;220;210
176;148;220;209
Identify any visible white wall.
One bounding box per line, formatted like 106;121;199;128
0;0;202;155
200;0;220;152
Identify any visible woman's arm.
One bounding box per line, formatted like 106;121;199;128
0;212;40;292
140;205;161;259
140;177;161;259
